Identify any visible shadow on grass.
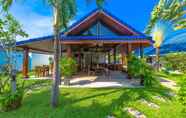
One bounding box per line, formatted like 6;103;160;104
0;85;173;118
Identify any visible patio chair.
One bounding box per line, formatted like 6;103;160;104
43;65;49;76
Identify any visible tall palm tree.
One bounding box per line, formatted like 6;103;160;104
48;0;76;108
1;0;105;108
145;0;186;71
153;29;164;71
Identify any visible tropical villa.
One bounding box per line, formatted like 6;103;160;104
16;9;153;82
2;0;186;117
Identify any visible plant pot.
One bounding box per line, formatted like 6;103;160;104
127;73;132;79
64;77;70;86
140;75;144;86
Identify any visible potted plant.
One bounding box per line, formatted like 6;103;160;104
60;56;77;85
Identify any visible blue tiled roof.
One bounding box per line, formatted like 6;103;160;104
145;43;186;55
16;35;53;46
145;31;186;55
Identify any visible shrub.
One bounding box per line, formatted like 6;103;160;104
0;89;24;112
178;78;186;114
161;53;186;73
60;56;77;77
0;74;25;112
60;56;77;85
128;55;159;87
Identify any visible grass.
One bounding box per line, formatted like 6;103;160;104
0;85;184;118
0;72;185;118
156;71;186;83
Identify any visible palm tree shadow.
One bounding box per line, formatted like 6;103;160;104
18;85;174;118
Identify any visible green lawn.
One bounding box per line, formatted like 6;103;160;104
0;85;184;118
156;71;186;83
0;72;185;118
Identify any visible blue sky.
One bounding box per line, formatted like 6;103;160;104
10;0;159;40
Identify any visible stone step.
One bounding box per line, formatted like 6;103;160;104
124;107;146;118
140;99;160;109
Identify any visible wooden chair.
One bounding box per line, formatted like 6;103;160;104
43;65;49;76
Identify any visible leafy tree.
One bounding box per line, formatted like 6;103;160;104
0;13;28;92
0;13;27;111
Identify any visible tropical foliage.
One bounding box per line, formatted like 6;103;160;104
0;12;27;111
178;77;186;114
128;55;159;87
161;53;186;73
60;56;77;77
0;75;24;112
145;0;186;34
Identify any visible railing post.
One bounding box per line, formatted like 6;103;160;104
67;45;72;57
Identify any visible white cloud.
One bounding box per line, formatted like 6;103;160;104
9;3;79;41
10;3;53;41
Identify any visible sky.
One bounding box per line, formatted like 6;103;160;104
9;0;159;41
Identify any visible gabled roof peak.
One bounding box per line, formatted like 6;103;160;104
63;8;147;36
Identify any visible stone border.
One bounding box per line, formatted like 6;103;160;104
140;99;160;109
124;107;146;118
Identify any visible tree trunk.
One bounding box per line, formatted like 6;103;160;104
11;70;17;93
156;47;160;71
51;5;61;108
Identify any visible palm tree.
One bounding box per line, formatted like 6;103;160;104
153;29;164;71
1;0;105;108
145;0;186;71
48;0;76;108
145;0;186;34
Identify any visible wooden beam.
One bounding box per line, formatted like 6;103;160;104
23;48;29;79
121;45;125;65
113;47;117;64
108;51;111;64
127;43;132;55
67;45;72;57
18;46;53;54
61;40;151;46
140;44;144;58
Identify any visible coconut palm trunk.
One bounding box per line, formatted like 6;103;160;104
156;47;160;71
51;3;61;108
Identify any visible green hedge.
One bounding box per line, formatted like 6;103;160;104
161;53;186;73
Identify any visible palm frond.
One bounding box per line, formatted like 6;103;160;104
85;0;105;8
0;0;13;11
145;0;186;33
174;18;186;30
